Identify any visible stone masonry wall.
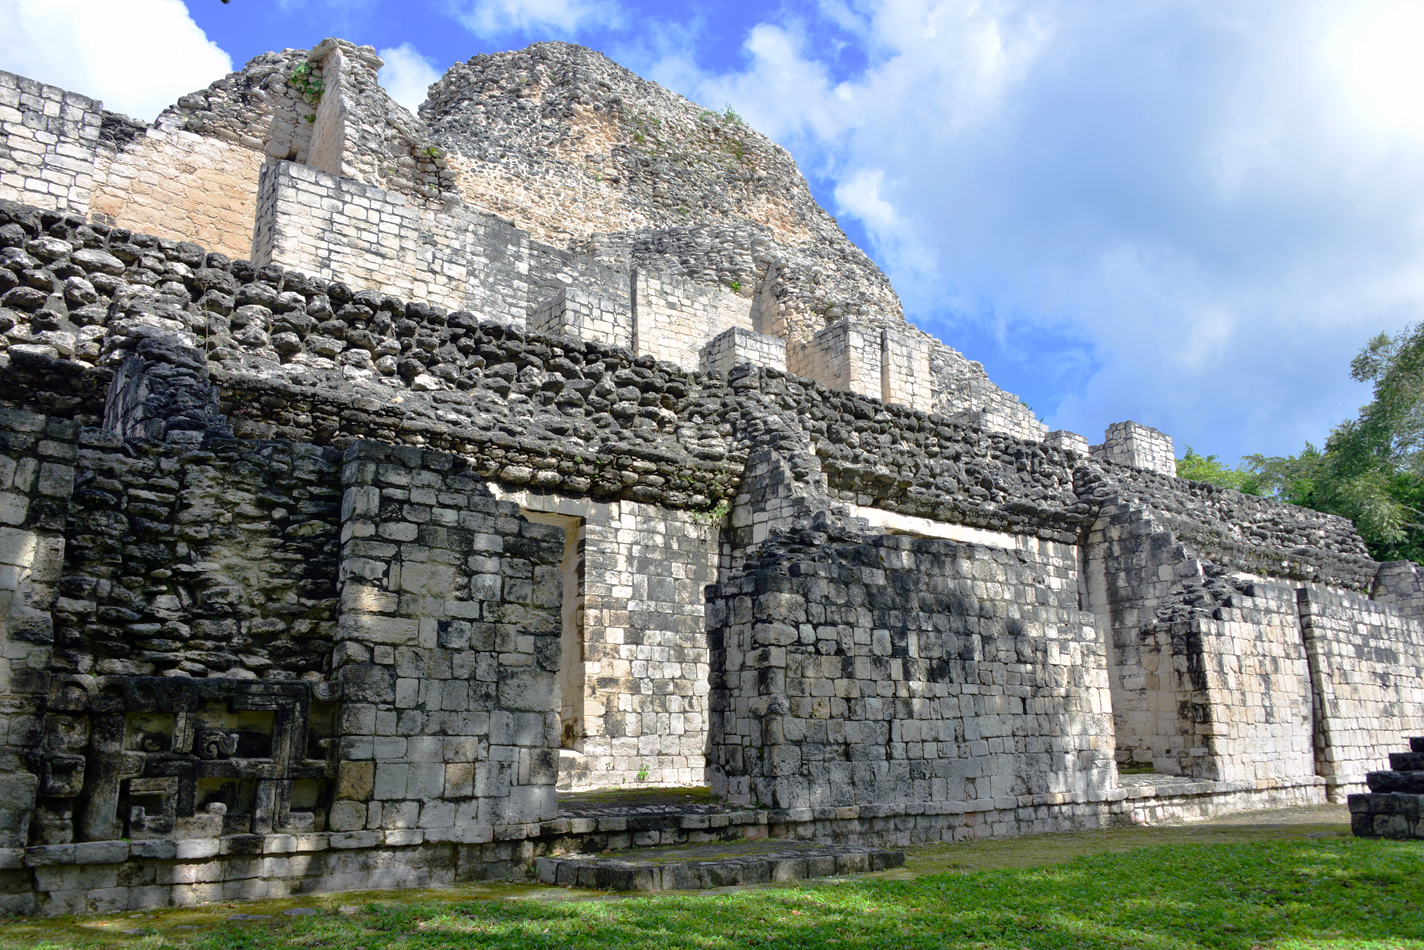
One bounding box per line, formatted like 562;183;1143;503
709;526;1117;820
52;433;342;681
632;268;752;370
1091;421;1177;477
881;325;933;413
491;487;721;789
0;407;76;849
333;441;565;833
89;126;264;261
700;326;786;376
529;288;631;352
0;71;102;216
253;161;531;319
0;201;1382;590
1298;587;1424;799
1112;582;1316;788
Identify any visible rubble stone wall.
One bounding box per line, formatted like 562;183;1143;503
52;433;342;682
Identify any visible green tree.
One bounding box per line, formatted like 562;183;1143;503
1176;447;1265;494
1246;323;1424;563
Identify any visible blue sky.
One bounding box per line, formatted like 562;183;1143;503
4;0;1424;466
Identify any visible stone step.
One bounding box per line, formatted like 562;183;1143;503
1389;752;1424;771
1348;791;1424;840
535;840;904;892
1411;737;1424;754
1365;770;1424;794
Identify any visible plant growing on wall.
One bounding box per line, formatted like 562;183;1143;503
289;61;324;109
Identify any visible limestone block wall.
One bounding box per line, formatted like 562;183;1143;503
0;72;102;215
789;320;882;402
881;325;933;413
1111;583;1316;787
1299;587;1424;798
333;441;565;831
1092;421;1176;477
709;526;1117;817
530;288;631;351
493;487;721;789
700;326;786;375
89;126;263;261
0;407;75;849
254;161;515;316
254;161;636;332
632;269;752;370
1045;430;1090;457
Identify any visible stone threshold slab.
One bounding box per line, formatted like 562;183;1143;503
535;840;904;892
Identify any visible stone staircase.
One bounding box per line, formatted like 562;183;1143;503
1349;736;1424;839
538;787;904;892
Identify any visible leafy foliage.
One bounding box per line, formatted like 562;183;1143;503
1176;448;1265;495
1246;323;1424;563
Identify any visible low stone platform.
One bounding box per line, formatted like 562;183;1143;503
546;787;770;852
1349;737;1424;839
535;839;904;891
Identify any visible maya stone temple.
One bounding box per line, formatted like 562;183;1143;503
0;37;1420;913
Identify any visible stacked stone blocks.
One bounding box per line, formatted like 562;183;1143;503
333;442;565;836
1091;421;1177;477
530;287;632;351
709;526;1117;821
1349;736;1424;840
0;72;101;215
699;326;786;376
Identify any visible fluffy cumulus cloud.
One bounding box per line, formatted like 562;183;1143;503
449;0;622;38
639;0;1424;461
0;0;231;120
378;43;442;114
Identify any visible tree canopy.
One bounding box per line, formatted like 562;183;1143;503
1176;447;1265;495
1242;324;1424;563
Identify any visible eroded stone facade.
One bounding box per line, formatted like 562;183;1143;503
0;37;1419;914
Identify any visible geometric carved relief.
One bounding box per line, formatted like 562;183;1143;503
33;676;338;843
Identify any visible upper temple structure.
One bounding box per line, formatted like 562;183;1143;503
0;38;1419;914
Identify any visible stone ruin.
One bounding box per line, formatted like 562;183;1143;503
0;36;1419;913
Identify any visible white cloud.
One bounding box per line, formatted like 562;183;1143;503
638;0;1424;461
450;0;622;38
0;0;231;121
378;43;441;114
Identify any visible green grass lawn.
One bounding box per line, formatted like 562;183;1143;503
4;831;1420;950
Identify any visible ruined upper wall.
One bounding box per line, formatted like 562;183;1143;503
0;200;1381;595
421;42;903;346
